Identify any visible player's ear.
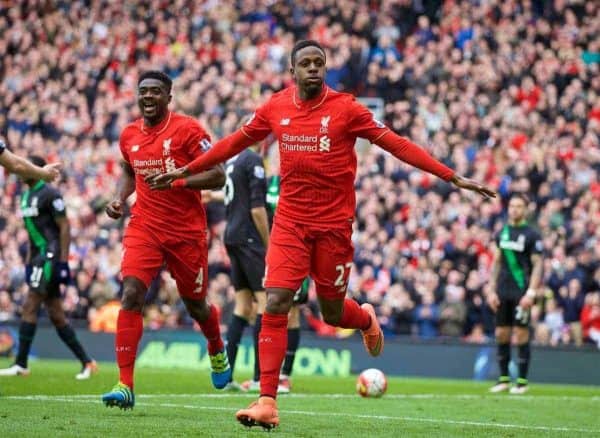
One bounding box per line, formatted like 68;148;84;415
168;94;172;104
290;67;295;79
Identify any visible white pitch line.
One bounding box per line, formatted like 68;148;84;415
7;392;600;402
4;395;599;434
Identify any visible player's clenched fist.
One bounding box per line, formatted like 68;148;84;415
105;199;123;219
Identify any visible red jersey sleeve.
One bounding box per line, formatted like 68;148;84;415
119;129;131;164
185;104;271;175
240;100;272;142
183;119;212;161
345;99;390;143
345;98;454;181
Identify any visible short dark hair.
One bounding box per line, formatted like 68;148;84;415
28;155;46;168
509;192;530;204
290;40;325;66
138;70;172;93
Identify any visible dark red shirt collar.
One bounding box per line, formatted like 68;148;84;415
140;111;172;135
292;85;329;110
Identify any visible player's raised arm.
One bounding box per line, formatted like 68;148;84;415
518;230;544;310
149;165;225;191
375;132;495;198
147;101;273;188
146;129;257;187
485;245;502;312
247;154;270;249
0;139;61;182
346;102;495;198
105;160;136;219
147;123;226;191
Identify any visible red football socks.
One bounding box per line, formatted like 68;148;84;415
199;304;224;355
338;299;371;330
115;309;143;389
259;312;288;398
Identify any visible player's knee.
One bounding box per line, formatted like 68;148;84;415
21;305;37;323
184;298;210;322
288;307;300;328
234;293;254;319
265;289;293;315
254;291;267;313
234;303;253;320
121;284;145;312
495;327;510;344
48;310;66;327
322;309;342;326
21;297;40;322
515;328;529;344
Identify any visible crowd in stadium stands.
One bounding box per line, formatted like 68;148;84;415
1;0;600;349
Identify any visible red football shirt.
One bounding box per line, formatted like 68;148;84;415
240;86;392;225
119;111;211;237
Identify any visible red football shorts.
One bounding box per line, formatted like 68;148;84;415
121;223;208;300
264;218;354;301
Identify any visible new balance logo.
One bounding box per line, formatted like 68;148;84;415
319;136;331;152
280;118;290;126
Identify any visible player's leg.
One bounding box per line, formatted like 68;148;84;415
166;237;229;389
103;227;161;409
510;305;532;394
0;288;44;376
232;243;268;392
242;290;266;393
311;226;382;356
237;287;293;429
249;291;266;390
101;276;146;409
490;298;513;392
45;292;97;380
278;306;300;394
279;278;309;393
236;219;309;429
225;243;265;391
225;288;253;390
181;295;231;388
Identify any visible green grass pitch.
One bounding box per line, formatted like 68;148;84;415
0;358;598;437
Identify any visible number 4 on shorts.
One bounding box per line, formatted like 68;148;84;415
193;269;204;294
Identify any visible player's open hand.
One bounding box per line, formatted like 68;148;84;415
450;175;496;199
486;291;500;313
145;167;188;190
42;162;62;182
105;199;124;219
145;172;172;191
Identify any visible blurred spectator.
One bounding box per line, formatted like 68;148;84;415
438;275;467;337
0;290;15;322
543;299;566;347
555;279;586;346
581;292;600;348
414;291;439;339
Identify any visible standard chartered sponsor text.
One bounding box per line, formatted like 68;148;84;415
134;158;163;167
281;133;318;152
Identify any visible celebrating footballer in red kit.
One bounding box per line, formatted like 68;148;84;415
101;71;231;410
148;41;495;429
